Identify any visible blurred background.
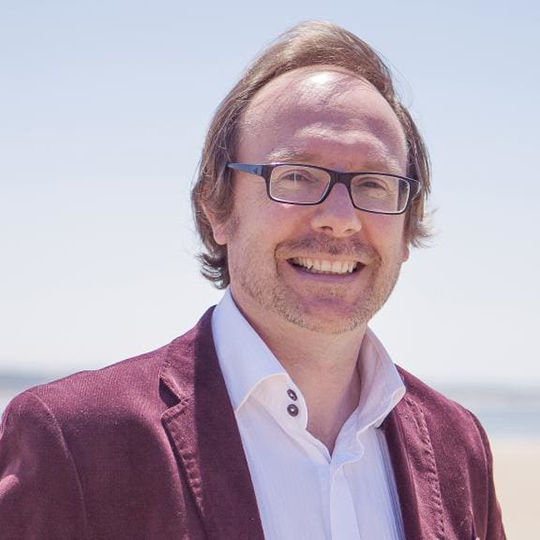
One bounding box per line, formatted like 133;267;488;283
1;0;539;536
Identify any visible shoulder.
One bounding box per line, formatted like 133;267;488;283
5;307;217;424
2;306;218;435
393;369;505;538
0;348;170;466
395;365;493;480
0;312;217;539
396;365;476;423
0;320;210;500
13;344;169;419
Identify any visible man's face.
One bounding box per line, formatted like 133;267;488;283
210;67;410;335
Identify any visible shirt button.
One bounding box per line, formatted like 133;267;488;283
287;389;298;401
287;404;299;417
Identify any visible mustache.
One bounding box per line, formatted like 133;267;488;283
277;236;379;263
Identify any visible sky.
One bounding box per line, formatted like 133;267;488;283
1;0;539;387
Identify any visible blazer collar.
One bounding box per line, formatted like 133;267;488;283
159;308;265;540
384;368;446;540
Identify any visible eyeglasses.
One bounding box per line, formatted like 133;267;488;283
227;163;421;215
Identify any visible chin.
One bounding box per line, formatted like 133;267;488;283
275;298;371;335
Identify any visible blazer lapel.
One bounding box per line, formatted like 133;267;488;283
384;393;446;540
160;309;265;540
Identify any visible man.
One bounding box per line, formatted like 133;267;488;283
0;21;505;539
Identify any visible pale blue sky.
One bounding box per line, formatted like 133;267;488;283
1;0;539;386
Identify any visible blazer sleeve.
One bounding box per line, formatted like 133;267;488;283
469;411;507;540
0;390;87;539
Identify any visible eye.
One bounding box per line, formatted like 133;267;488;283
274;168;318;184
356;176;388;189
269;165;329;202
353;175;396;199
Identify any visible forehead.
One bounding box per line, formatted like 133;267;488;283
238;67;407;172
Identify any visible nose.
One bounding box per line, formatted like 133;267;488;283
309;183;362;238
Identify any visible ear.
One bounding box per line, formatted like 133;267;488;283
400;242;410;263
202;204;229;246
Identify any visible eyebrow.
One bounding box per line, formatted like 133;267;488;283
265;148;318;162
265;148;403;174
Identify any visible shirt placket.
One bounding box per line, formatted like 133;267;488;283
329;443;364;540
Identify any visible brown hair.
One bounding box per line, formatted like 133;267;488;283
191;21;431;289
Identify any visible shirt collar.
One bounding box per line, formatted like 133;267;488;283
355;327;405;432
212;288;405;430
212;289;289;412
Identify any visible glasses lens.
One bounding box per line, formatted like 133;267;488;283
351;174;410;213
269;165;330;203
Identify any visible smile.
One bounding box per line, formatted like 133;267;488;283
289;257;359;275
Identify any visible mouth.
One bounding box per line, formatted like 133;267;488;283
288;257;362;275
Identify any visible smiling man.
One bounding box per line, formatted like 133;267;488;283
219;69;410;337
0;22;505;539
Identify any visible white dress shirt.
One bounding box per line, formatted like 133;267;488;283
212;289;406;540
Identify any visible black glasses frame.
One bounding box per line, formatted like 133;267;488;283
227;162;421;215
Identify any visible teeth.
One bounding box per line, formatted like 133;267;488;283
321;260;331;272
291;258;358;275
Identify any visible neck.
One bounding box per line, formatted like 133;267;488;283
233;293;366;453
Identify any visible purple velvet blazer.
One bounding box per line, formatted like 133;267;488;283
0;309;505;539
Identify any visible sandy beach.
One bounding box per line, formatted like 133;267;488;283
491;438;540;538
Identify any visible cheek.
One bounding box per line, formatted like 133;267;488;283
233;180;273;218
242;195;303;233
230;198;281;250
363;215;408;256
